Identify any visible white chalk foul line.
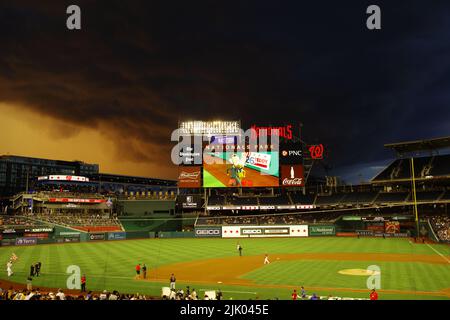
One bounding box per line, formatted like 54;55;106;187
426;243;450;264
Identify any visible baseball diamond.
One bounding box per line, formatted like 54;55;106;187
1;237;449;300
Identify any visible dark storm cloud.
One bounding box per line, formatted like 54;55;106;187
0;0;449;175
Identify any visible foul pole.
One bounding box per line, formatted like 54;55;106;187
410;157;420;238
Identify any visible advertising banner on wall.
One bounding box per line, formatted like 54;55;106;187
367;223;385;233
194;227;222;237
178;166;202;188
356;230;374;237
108;232;126;240
385;221;400;233
56;237;80;243
222;225;308;238
24;233;49;239
89;233;105;241
25;227;54;233
309;225;336;236
15;237;38;246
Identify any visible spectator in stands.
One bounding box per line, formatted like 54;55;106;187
99;290;108;300
56;289;66;300
109;290;119;300
26;277;33;291
191;288;198;300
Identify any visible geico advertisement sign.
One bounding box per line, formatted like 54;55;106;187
222;225;308;238
195;228;222;237
242;228;263;235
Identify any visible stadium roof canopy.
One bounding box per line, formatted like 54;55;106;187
384;136;450;154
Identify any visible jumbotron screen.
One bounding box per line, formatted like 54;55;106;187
203;151;279;187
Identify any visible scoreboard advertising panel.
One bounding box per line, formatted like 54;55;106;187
175;121;312;188
279;140;304;187
178;166;202;188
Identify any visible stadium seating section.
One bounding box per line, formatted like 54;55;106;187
34;213;122;232
429;215;450;241
372;154;450;181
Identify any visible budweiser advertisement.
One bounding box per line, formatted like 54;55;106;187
281;165;304;187
178;166;202;188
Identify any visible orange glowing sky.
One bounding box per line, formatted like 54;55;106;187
0;103;177;180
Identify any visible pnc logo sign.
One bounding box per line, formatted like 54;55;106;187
282;150;302;157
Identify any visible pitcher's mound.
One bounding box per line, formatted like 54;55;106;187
338;269;381;276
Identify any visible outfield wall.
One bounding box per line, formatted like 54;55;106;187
193;225;309;238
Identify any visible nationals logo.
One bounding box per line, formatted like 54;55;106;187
309;144;324;159
250;124;293;140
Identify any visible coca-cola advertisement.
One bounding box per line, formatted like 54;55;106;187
178;166;201;188
280;165;304;187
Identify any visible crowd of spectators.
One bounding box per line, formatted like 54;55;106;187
0;286;368;301
34;212;121;228
36;184;98;195
430;215;450;241
198;212;340;226
36;191;103;199
162;287;213;300
0;215;42;228
0;287;157;300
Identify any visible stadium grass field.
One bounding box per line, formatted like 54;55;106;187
1;237;449;300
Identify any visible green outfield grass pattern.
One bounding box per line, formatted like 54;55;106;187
0;238;449;300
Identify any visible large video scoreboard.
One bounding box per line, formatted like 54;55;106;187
175;121;306;188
